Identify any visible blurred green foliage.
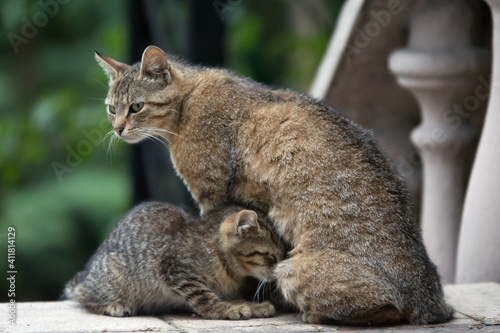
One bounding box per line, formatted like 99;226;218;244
0;0;130;301
0;0;342;301
226;1;342;91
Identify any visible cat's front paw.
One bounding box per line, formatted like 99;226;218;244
249;301;275;318
223;304;252;320
103;303;133;317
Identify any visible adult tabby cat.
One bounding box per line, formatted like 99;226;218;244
95;46;454;325
64;202;284;319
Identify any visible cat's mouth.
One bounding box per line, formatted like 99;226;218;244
117;133;145;144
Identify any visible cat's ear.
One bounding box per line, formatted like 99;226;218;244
235;210;260;237
140;45;172;83
95;51;130;83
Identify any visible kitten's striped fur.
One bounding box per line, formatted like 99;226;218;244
64;202;285;319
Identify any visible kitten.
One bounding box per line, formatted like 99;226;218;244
63;202;285;319
94;46;454;325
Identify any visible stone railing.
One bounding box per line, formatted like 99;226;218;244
311;0;498;284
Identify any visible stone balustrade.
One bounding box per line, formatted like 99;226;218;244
312;0;497;283
388;0;491;283
456;0;500;283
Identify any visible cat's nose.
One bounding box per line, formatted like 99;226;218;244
114;127;124;135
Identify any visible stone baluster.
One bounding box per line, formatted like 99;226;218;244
388;0;490;283
456;0;500;283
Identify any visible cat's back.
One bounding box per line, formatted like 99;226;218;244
129;201;192;235
199;69;374;159
97;202;192;257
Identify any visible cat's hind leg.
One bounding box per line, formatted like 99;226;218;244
72;280;135;317
103;303;133;317
274;248;404;326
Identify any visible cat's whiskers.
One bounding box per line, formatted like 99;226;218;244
106;135;115;162
139;129;169;143
145;134;169;148
254;279;268;303
105;131;120;163
142;126;183;139
92;78;109;92
113;132;121;151
137;131;170;149
102;129;116;145
87;96;106;101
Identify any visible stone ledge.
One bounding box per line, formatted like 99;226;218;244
2;283;499;332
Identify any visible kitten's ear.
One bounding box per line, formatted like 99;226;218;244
235;210;260;237
95;51;130;83
140;45;172;83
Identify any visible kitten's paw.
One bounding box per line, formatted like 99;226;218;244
249;301;275;318
302;311;326;324
103;303;133;317
223;304;252;320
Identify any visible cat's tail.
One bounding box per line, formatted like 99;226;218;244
59;271;87;301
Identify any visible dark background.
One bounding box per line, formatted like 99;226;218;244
0;0;344;301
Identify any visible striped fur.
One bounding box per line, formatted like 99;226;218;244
63;202;285;319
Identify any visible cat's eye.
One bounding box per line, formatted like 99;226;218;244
130;102;144;113
108;105;116;115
